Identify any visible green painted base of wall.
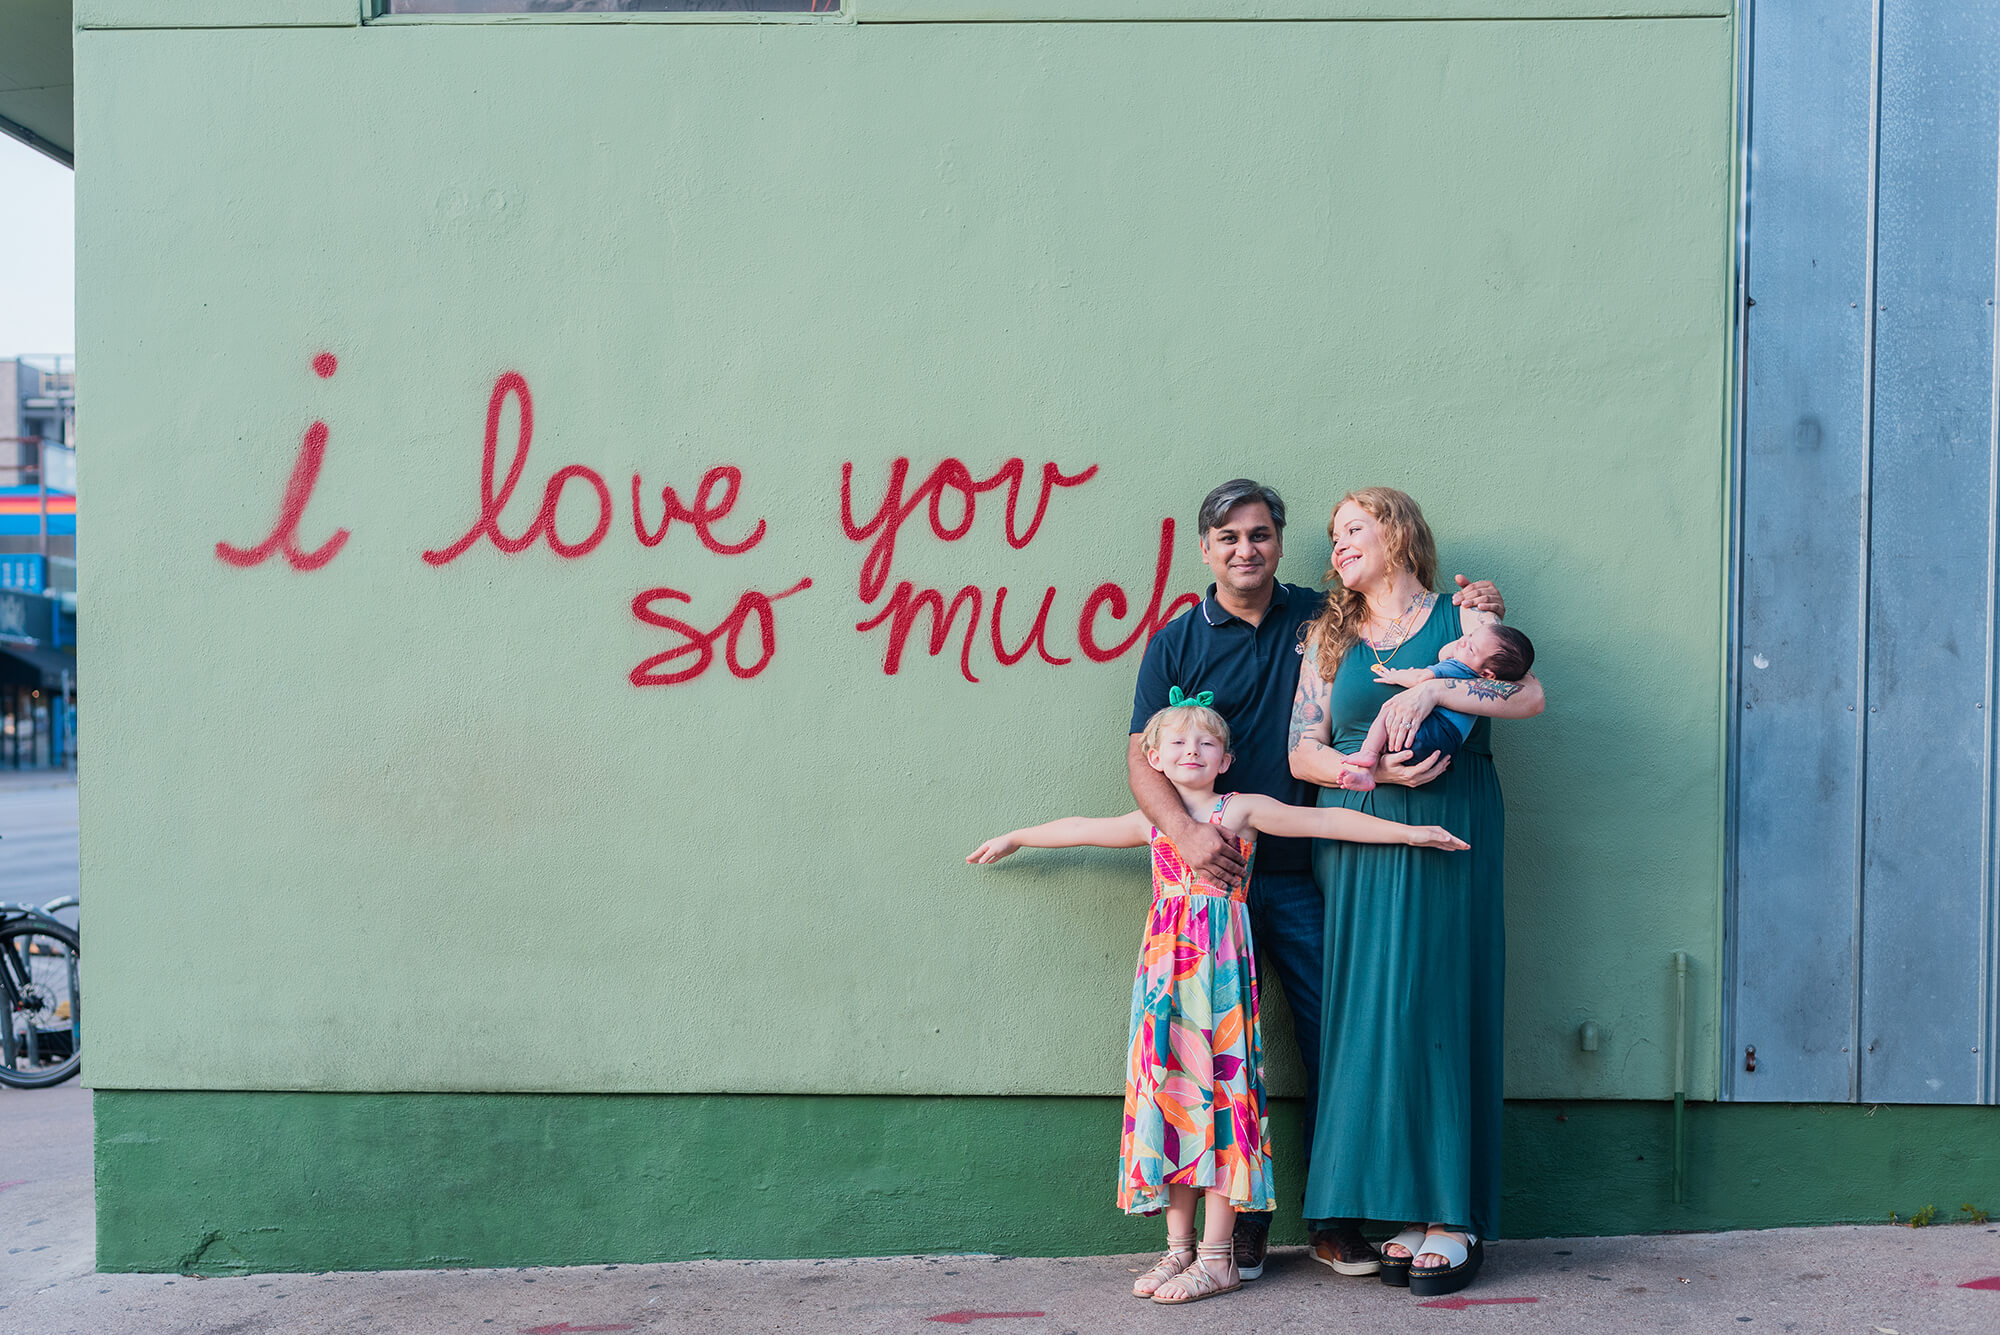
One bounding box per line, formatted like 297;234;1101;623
95;1092;2000;1274
1502;1099;2000;1237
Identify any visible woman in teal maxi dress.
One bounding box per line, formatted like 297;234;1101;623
1288;488;1541;1287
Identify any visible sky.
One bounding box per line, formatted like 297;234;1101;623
0;132;76;357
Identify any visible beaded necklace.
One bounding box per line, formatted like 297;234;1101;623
1364;590;1434;669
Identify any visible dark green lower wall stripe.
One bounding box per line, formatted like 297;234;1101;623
1503;1099;2000;1237
93;1092;2000;1274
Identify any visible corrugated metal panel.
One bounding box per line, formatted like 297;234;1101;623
1729;0;1876;1103
1856;0;1999;1104
1729;0;2000;1105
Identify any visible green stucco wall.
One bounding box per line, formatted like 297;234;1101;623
78;1;1742;1266
97;1090;2000;1273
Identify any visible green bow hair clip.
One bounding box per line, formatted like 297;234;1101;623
1167;686;1215;709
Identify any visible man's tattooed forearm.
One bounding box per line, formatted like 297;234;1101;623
1442;677;1524;702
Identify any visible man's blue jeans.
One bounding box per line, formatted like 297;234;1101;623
1238;865;1324;1232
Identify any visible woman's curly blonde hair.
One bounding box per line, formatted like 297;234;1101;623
1302;487;1439;685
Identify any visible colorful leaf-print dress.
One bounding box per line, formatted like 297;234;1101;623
1116;795;1274;1216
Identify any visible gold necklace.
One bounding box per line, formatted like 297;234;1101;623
1366;591;1430;669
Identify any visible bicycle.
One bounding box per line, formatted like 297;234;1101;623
0;892;79;1088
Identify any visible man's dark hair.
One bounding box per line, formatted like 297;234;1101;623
1198;479;1287;542
1485;625;1536;681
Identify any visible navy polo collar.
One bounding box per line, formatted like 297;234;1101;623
1200;580;1293;627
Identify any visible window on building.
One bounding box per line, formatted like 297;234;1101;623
383;1;833;12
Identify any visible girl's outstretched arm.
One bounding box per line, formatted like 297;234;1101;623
1228;794;1468;851
967;811;1151;864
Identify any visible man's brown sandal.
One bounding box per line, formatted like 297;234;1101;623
1232;1216;1270;1280
1132;1236;1197;1299
1151;1241;1242;1305
1310;1225;1382;1276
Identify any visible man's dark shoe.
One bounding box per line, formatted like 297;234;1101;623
1231;1213;1271;1281
1309;1224;1382;1276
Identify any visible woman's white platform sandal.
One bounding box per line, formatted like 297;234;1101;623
1405;1230;1483;1298
1378;1226;1429;1288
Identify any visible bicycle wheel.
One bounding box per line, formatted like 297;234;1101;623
0;917;80;1089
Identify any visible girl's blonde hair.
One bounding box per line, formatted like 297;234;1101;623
1302;486;1440;686
1141;703;1232;754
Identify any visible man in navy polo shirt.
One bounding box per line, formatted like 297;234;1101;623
1125;478;1502;1280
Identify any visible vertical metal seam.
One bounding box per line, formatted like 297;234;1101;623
1983;59;2000;1107
1719;0;1756;1104
1851;0;1886;1106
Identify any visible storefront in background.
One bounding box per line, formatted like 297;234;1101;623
0;589;74;768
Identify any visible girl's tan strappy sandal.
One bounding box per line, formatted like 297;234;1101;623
1150;1241;1242;1305
1132;1235;1197;1298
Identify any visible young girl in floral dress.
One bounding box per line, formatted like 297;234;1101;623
968;694;1467;1305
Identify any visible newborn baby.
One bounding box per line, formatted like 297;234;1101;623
1340;622;1536;792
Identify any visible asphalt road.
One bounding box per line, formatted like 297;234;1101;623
0;772;77;928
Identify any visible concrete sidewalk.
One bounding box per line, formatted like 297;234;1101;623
6;1084;2000;1334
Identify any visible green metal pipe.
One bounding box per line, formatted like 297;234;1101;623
1673;950;1689;1204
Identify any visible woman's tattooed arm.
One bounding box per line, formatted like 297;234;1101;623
1426;672;1545;718
1289;659;1331;755
1287;653;1361;786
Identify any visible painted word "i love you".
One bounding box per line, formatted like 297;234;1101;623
216;358;1197;687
